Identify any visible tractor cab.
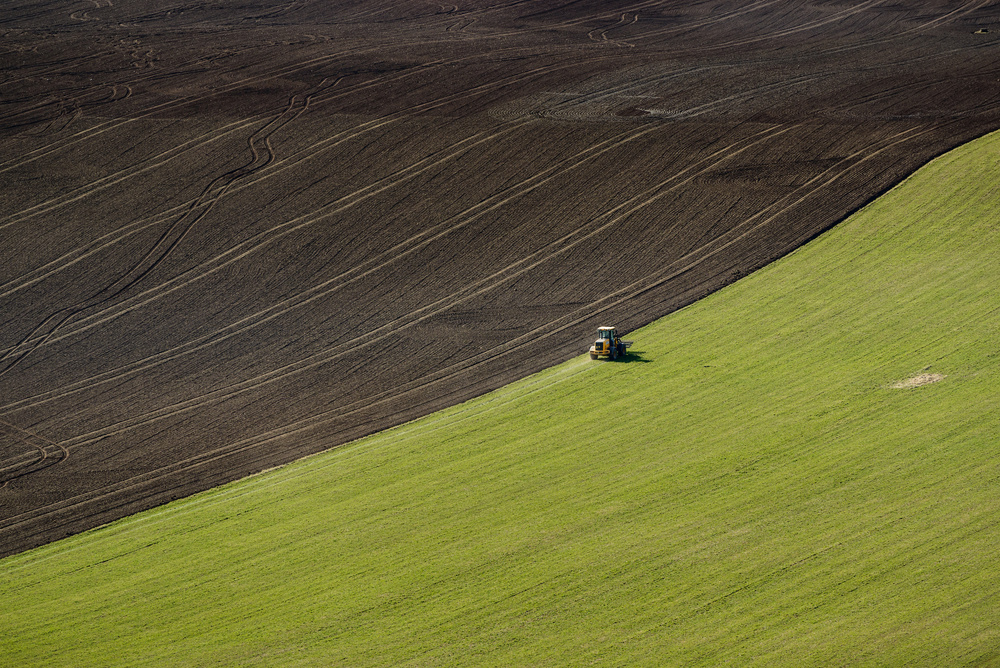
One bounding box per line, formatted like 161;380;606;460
590;326;629;360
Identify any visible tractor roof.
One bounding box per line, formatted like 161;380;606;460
598;326;616;331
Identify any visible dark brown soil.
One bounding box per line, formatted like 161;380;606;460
2;0;1000;557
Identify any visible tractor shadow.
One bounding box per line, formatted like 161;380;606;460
619;350;653;363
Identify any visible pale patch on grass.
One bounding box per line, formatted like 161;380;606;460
891;373;946;389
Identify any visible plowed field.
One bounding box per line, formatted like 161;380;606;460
2;0;999;557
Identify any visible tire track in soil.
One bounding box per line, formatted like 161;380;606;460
0;0;848;228
0;12;608;178
0;120;660;424
199;122;945;439
0;118;931;536
18;121;790;454
899;0;995;35
604;125;945;304
0;46;217;141
763;1;1000;61
0;43;588;235
2;61;798;411
583;0;782;45
0;418;68;490
0;41;442;175
0;45;453;200
0;51;108;88
330;126;950;436
0;81;126;125
0;64;952;422
0;44;604;301
0;52;618;352
0;77;334;377
682;0;888;53
0;118;542;416
424;0;778;46
587;12;639;48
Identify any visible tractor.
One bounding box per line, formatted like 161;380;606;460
589;326;631;361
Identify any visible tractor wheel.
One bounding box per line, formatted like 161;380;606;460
590;353;597;360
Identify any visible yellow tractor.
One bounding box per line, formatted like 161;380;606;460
589;326;631;361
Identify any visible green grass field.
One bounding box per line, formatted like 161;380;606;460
3;131;1000;666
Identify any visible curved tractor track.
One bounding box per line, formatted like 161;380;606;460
2;0;1000;556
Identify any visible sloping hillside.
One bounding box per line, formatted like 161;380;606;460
2;127;998;666
3;0;1000;555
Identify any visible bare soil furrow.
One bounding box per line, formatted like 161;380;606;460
0;121;541;414
0;80;328;376
0;49;598;297
27;123;803;453
0;120;545;359
14;123;665;440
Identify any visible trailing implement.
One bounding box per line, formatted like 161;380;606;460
589;326;632;361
